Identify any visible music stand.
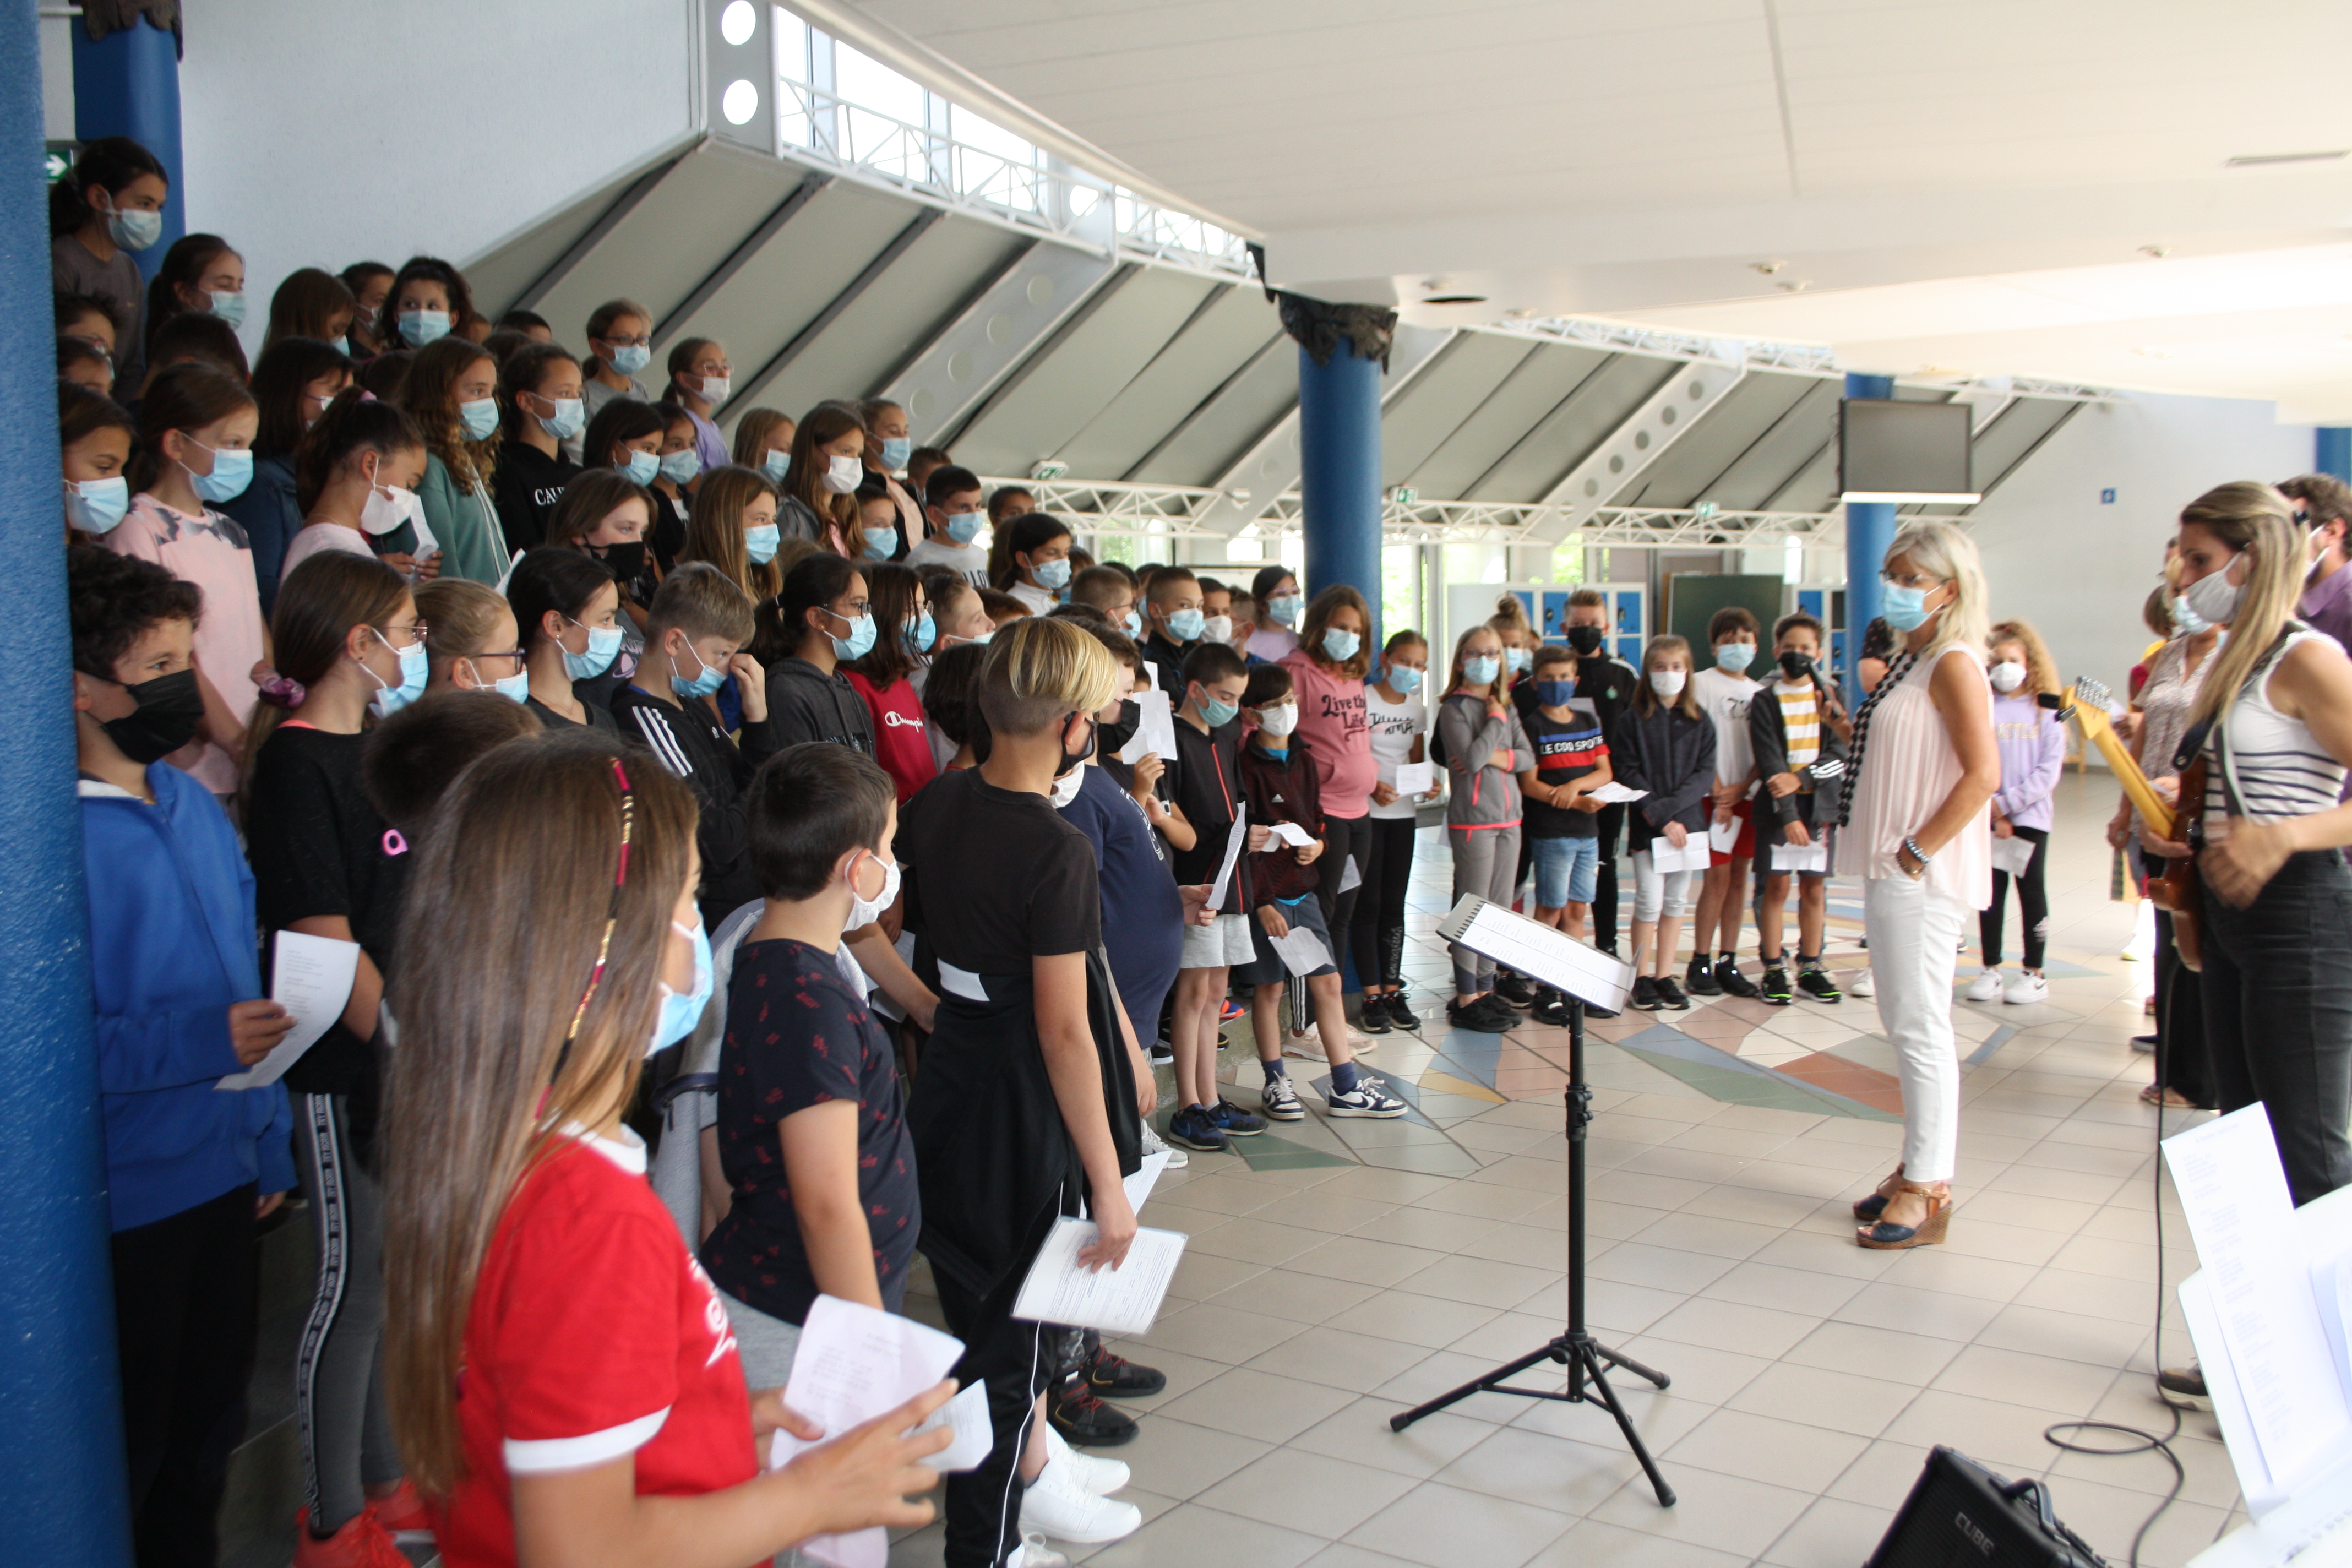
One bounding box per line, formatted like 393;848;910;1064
1389;896;1678;1507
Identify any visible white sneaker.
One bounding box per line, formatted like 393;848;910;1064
2003;970;2049;1005
1007;1531;1071;1568
1043;1424;1130;1496
1139;1121;1186;1171
1965;968;2003;1003
1020;1458;1142;1543
1280;1032;1325;1060
1849;968;1875;998
1345;1024;1379;1054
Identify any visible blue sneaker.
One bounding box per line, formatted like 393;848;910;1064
1164;1104;1228;1153
1210;1098;1266;1137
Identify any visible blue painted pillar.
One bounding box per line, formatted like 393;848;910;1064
1842;372;1897;705
71;14;184;279
3;4;133;1565
2318;428;2351;485
1297;337;1385;651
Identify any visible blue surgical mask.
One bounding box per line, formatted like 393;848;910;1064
650;919;713;1055
618;449;660;486
670;639;728;700
364;629;428;718
659;449;701;486
827;609;878;661
182;438;253;504
1033;557;1071;591
66;476;130;535
535;397;586;441
608;342;652;377
1123;609;1144;639
945;510;983;545
1880;582;1935;633
398;308;451;347
1536;679;1576;707
1714;641;1756;674
862;526;896;560
467;659;530;704
1321;627;1361;663
1464;655;1500;687
99;196;162;252
206;291;247;330
907;613;936;654
744;523;780;565
458;397;499;442
1386;665;1422;695
1269;593;1300;627
761;449;791;483
1195;692;1239;728
563;619;624;679
879;435;913;471
1166;606;1205;643
1505;646;1531;674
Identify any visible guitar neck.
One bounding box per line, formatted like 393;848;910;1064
2077;714;2179;839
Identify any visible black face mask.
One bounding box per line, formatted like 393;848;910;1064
1097;699;1140;756
98;667;204;764
1778;650;1814;680
1566;624;1604;656
1055;714;1097;778
594;540;646;581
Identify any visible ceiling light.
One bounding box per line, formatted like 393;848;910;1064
2138;244;2171;259
1422;294;1488;305
2131;346;2176;360
1775;280;1811;293
2225;150;2348;167
1750;261;1785;275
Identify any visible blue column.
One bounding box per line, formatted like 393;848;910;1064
72;15;184;279
2319;428;2351;484
1297;338;1385;651
3;6;132;1565
1842;372;1896;706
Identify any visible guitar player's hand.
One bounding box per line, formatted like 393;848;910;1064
2150;775;2179;809
2140;829;2193;861
2204;818;2293;908
2105;806;2132;851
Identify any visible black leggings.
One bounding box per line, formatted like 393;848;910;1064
1315;814;1370;971
1349;816;1419;989
2143;847;2214;1108
1978;826;2049;968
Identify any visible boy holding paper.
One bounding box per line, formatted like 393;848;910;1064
71;546;295;1567
1750;612;1850;1005
1233;663;1407;1123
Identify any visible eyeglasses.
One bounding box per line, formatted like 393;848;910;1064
377;621;430;647
1879;571;1944;591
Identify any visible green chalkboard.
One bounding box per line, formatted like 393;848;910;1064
1664;574;1785;653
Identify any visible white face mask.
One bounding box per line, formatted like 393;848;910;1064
1048;766;1086;808
698;374;732;404
844;850;900;933
358;473;422;536
2184;560;2244;627
1202;614;1233;644
823;454;864;495
1648;668;1687;700
1255;702;1299;738
1989;660;2027;693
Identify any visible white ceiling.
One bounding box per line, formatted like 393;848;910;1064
851;0;2352;417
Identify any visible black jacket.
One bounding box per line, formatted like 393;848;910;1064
1747;675;1849;835
491;442;580;557
612;685;782;927
764;657;876;754
1139;632;1192;698
1609;705;1717;849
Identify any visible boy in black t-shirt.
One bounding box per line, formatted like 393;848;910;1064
699;744;919;1388
1521;645;1615;1024
899;619;1147;1563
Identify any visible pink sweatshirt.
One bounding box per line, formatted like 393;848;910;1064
1278;648;1377;817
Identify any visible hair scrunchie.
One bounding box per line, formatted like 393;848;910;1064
255;671;307;710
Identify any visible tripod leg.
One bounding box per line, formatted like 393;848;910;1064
1574;1343;1676;1507
1389;1339;1572;1431
1590;1340;1672;1391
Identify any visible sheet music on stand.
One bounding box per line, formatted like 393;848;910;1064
1438;896;1635;1013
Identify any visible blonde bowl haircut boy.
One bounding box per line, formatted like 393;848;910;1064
382;732;698;1495
1986;618;2060;698
414;579;512;685
1632;634;1704;720
1887;518;1991;664
979;614;1121;738
646;559;754;647
2183;481;2305;726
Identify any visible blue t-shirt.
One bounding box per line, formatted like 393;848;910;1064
1059;764;1185;1024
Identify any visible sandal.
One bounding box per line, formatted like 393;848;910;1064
1852;1163;1906;1221
2139;1084;2198;1108
1857;1183;1952;1249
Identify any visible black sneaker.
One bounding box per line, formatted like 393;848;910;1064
1654;975;1690;1010
1083;1343;1167;1397
1531;988;1572;1026
1797;966;1843;1003
1494;972;1538;1008
1758;965;1794;1005
1715;958;1762;999
2158;1364;2211;1411
1630;976;1663;1011
1147;1038;1174;1065
1049;1381;1140;1446
1447;995;1513;1032
1385;991;1422;1030
1356;997;1392;1035
1684;955;1722;997
1164;1104;1227;1153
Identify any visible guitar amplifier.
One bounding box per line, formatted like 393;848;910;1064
1866;1447;2106;1568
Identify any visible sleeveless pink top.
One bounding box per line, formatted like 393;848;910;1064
1836;643;1992;909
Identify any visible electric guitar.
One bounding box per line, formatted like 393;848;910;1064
2048;678;2203;970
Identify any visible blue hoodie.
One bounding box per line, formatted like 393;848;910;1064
83;763;294;1232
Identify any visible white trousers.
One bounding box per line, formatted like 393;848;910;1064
1630;849;1695;921
1863;874;1971;1184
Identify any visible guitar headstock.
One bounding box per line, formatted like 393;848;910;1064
2064;676;2116;736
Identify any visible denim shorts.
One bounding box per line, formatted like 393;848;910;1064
1530;835;1600;908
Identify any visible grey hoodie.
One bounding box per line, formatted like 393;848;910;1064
765;656;876;754
1438;691;1533;830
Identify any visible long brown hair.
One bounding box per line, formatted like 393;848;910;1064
730;407;793;469
680;464;782;605
783;402;864;543
397;337;500;489
130;362;254;494
383;734;698;1495
851;562;927;690
2184;481;2304;726
1445;623;1506;705
263;266;356;352
1297;584;1373;679
1631;634;1703;720
247;552;411;794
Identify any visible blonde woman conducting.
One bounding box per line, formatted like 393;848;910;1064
1840;521;1999;1249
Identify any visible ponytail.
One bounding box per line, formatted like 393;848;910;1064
297;389;426;513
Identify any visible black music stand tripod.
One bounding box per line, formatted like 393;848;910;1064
1388;990;1678;1507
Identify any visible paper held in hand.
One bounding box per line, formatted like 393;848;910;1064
1707;815;1740;854
1270;924;1332;976
1266;821;1316;850
1772;840;1828;873
1117;688;1177;765
217;931;360;1091
1393;760;1436;796
1012;1218;1185;1336
1989;833;2035;877
1585;781;1647;804
1207;803;1249;908
1437;895;1636;1013
1648;837;1711;874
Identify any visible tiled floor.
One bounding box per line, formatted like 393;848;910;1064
889;770;2242;1568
